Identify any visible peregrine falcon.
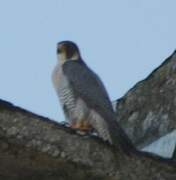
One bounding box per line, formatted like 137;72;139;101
52;41;135;152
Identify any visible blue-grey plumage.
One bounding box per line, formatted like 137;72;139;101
52;41;135;153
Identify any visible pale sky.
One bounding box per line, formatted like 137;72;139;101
0;0;176;121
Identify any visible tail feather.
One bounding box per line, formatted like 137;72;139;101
102;111;136;154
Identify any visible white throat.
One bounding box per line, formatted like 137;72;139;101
57;53;67;64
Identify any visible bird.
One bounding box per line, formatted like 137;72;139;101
52;40;135;153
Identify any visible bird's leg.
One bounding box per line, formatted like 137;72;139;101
81;121;93;132
70;121;79;129
70;120;93;133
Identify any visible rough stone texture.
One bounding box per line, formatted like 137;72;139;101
1;52;176;179
173;147;176;160
115;51;176;148
0;99;176;180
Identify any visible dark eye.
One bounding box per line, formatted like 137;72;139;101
57;48;61;54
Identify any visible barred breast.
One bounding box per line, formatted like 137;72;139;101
52;63;91;124
52;63;76;122
52;63;112;143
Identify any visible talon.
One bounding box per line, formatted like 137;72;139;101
60;121;70;127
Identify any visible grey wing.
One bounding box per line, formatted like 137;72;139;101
63;60;114;115
63;61;135;153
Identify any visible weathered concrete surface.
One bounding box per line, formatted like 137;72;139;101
115;51;176;148
0;99;176;180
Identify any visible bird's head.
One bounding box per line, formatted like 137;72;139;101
57;41;81;63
